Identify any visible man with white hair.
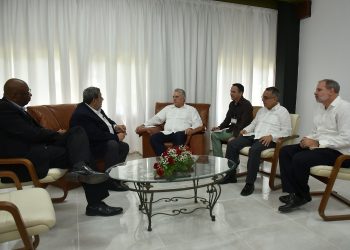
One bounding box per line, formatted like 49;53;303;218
135;88;203;156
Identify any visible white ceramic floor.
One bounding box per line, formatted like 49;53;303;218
1;153;350;250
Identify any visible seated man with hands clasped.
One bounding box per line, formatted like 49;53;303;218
0;78;123;217
211;83;253;158
70;87;129;192
278;79;350;213
135;88;203;156
225;87;292;196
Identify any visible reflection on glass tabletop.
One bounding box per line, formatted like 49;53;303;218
107;155;236;183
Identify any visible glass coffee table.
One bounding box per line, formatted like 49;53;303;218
107;155;236;231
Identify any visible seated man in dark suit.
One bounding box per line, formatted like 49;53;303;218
0;78;122;217
70;87;129;191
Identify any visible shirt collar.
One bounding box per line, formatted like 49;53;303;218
328;96;341;109
5;98;26;111
85;103;101;114
268;102;280;111
234;96;245;106
170;104;187;109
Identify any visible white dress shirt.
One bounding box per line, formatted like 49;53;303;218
244;103;292;142
144;104;203;135
85;104;114;134
306;96;350;154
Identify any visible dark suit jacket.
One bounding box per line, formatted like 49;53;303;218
0;97;60;180
69;102;119;157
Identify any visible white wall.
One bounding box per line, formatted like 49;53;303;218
297;0;350;137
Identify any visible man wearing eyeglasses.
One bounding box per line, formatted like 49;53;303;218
0;78;123;217
225;87;292;196
70;87;129;192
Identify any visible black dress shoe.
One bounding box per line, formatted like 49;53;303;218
240;183;254;196
107;179;129;192
219;171;237;184
279;193;312;204
279;194;292;204
68;164;108;184
86;202;123;216
278;194;309;213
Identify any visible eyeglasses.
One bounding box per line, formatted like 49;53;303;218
261;95;275;100
21;88;31;96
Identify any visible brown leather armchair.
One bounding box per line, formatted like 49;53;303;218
137;102;210;158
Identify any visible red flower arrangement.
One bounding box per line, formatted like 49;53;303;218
153;145;194;178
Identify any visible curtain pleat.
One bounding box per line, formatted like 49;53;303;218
0;0;277;152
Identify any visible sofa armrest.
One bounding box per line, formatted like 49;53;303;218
0;171;23;190
0;200;32;246
0;158;41;187
136;126;163;136
185;125;207;145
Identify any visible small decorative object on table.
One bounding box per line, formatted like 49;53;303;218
154;145;194;178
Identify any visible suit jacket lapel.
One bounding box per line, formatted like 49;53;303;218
81;104;114;132
4;98;42;127
21;109;42;127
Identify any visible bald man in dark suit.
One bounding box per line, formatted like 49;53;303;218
0;78;123;216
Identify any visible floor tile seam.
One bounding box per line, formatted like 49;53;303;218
288;217;342;249
238;233;266;250
217;196;242;202
229;217;295;235
162;231;253;250
251;195;281;210
239;216;343;249
74;191;81;250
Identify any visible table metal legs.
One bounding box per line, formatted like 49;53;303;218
133;179;221;231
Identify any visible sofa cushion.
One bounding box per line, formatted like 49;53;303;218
311;165;350;180
27;104;77;131
240;147;275;158
0;188;56;242
0;168;68;188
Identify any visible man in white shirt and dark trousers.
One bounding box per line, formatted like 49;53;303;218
225;87;292;196
278;79;350;213
135;88;203;156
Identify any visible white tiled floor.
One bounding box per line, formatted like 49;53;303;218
1;153;350;250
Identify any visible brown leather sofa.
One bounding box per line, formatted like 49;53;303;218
28;103;106;169
27;104;77;131
137;102;210;158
